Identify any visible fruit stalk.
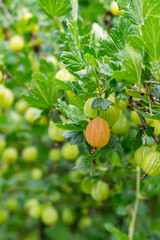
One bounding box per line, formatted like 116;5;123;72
128;167;141;240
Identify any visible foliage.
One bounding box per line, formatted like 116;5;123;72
0;0;160;239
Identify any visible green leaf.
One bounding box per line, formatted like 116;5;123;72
128;35;144;51
23;73;58;110
39;0;71;18
62;52;84;71
99;17;135;61
107;135;124;153
39;59;54;74
104;223;129;240
54;78;73;91
142;16;160;62
69;95;86;110
57;99;88;123
117;0;160;25
133;108;151;119
92;98;114;111
146;125;154;137
110;152;122;167
132;129;143;150
63;130;84;144
113;45;143;85
57;122;86;131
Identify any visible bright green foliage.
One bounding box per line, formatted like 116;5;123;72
0;0;160;239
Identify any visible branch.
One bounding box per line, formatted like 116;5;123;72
0;0;13;24
132;101;160;148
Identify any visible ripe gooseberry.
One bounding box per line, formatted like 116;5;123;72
86;117;110;148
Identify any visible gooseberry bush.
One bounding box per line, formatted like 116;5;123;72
0;0;160;239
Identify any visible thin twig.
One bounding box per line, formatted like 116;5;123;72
132;101;160;148
0;0;13;24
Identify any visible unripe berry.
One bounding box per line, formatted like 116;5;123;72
55;68;75;82
62;142;79;161
91;181;109;201
46;56;58;68
0;209;9;225
81;179;94;194
22;146;38;162
61;208;76;225
142;151;160;177
112;114;130;135
78;216;92;229
0;85;14;109
48;121;65;142
49;148;62;162
134;146;151;168
131;111;141;126
99;105;122;127
29;204;41;219
0;71;3;82
0;136;6;153
84;97;97;119
6;198;19;212
22;11;33;23
9;35;24;51
115;98;128;110
25;107;37;124
15;99;28;114
41;206;59;225
2;147;18;164
31;168;43;180
110;1;125;16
